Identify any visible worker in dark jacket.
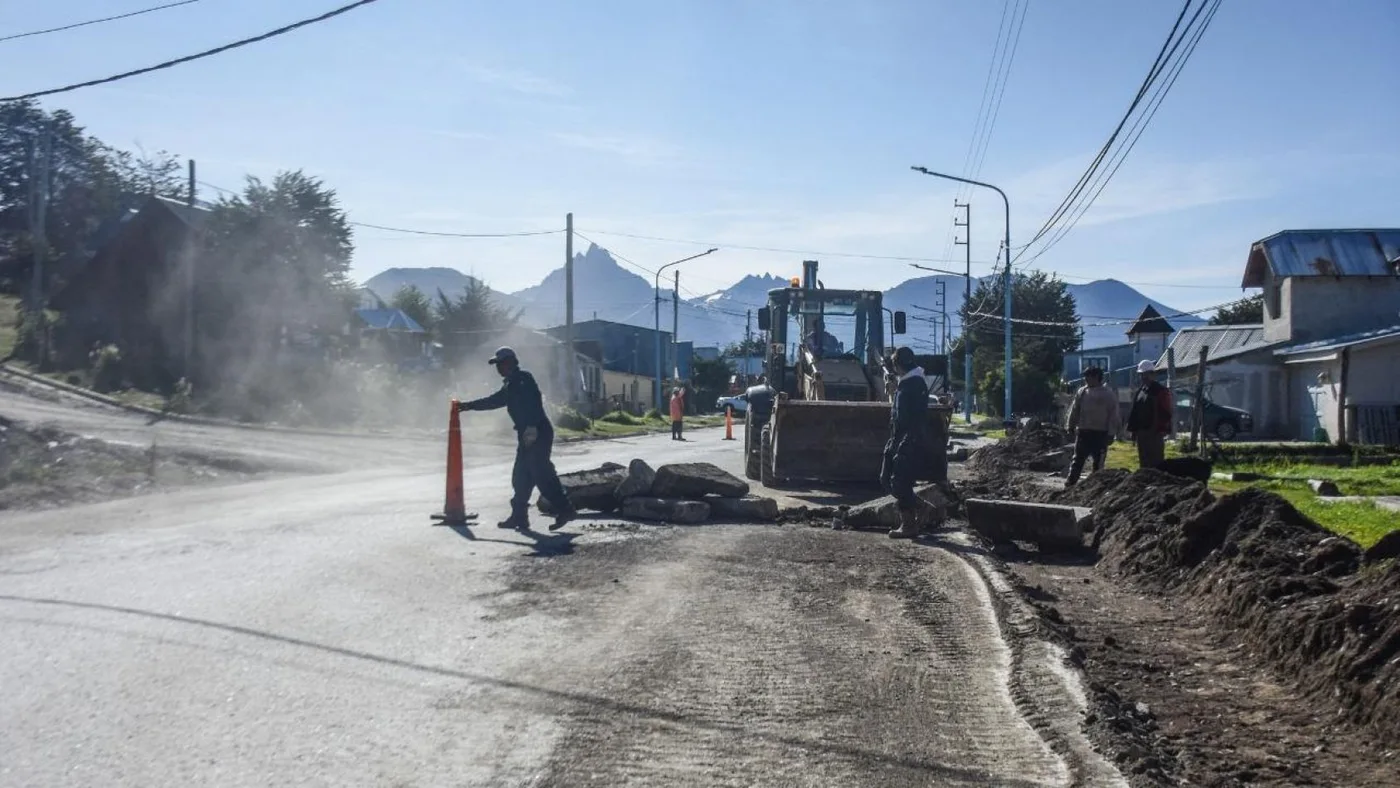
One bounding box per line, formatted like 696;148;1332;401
458;347;576;531
1126;359;1174;470
880;346;930;539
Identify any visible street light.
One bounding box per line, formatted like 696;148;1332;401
911;166;1013;424
655;248;719;411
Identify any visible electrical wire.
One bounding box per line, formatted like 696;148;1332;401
1014;0;1221;270
580;228;995;266
1013;0;1201;260
351;222;562;238
1;0;384;102
965;298;1238;328
0;1;207;44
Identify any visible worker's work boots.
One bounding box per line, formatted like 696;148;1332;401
498;514;529;530
888;508;920;539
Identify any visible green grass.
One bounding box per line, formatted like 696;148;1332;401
0;293;19;359
1098;438;1398;547
555;412;725;440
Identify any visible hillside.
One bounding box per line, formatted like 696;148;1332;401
359;254;1207;353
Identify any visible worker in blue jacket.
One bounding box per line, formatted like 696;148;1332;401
458;347;576;531
880;346;929;539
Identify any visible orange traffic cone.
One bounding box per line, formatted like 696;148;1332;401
723;406;735;440
431;399;478;525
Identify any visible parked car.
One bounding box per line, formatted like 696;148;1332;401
1174;393;1253;441
716;395;748;414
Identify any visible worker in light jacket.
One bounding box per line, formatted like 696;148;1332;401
1126;359;1174;470
1064;366;1121;487
458;347;576;531
881;346;930;540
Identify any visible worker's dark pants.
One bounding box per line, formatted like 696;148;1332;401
881;437;925;511
671;419;684;440
510;423;570;518
1136;431;1167;470
1066;429;1110;486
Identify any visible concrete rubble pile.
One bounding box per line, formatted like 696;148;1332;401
539;460;778;524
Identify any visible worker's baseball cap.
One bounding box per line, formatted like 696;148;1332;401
487;346;517;365
1136;360;1158;374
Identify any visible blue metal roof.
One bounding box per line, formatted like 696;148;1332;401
1242;229;1400;287
354;308;426;333
1274;324;1400;356
1157;324;1280;369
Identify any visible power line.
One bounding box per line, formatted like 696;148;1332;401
1015;0;1221;270
1013;0;1203;260
581;228;997;266
967;298;1237;328
351;222;563;239
967;0;1030;188
0;0;207;44
1;0;384;102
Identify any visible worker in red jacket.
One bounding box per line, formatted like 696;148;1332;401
1126;360;1174;469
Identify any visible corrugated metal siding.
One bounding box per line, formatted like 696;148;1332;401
1244;229;1400;286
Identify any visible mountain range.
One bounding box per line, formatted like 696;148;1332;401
362;244;1204;352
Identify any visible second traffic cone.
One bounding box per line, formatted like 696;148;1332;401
723;406;735;440
431;399;477;525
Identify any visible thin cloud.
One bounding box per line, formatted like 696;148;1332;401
462;64;570;97
551;132;682;166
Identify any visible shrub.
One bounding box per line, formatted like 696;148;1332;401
598;410;640;426
90;344;123;393
554;406;591;431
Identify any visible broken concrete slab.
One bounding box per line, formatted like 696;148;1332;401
620;496;709;524
1309;479;1342;497
949;447;971;462
615;458;656;499
965;498;1084;551
844;491;944;532
651;462;749;499
539;462;627;514
705;494;779;521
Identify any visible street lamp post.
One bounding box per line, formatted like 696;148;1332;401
911;167;1013;424
655;248;719;411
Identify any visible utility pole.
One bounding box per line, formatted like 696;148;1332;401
953;200;972;423
184;160;196;378
654;248;717;410
934;280;947;354
745;309;752;348
564;213;575;404
672;270;680;380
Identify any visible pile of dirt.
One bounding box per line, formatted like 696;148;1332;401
0;416;271;511
965;423;1070;475
1051;467;1400;740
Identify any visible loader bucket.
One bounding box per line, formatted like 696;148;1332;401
767;401;950;485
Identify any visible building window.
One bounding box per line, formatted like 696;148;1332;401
1082;356;1110;374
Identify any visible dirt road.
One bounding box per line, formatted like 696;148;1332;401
1;384;1125;786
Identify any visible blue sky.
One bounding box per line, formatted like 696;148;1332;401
4;0;1398;312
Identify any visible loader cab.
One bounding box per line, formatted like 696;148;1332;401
756;274;905;402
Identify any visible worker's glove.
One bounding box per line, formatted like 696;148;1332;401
522;426;538;447
456;401;470;413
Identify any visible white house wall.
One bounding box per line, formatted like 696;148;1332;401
1267;276;1400;344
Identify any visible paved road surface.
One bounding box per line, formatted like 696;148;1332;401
1;383;1124;787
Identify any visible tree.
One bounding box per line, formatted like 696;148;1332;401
722;337;765;357
690;355;733;407
433;278;521;362
1210;294;1263;325
197;170;354;390
390;284;434;330
956;270;1079;416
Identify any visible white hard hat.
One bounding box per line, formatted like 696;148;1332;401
1137;360;1158;374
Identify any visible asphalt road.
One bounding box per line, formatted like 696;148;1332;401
1;383;1125;787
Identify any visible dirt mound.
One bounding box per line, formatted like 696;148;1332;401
0;416;273;511
1051;468;1400;739
966;423;1069;474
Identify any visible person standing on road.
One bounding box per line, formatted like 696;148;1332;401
1064;367;1120;487
881;347;930;540
1126;359;1173;470
670;387;686;440
458;347;576;532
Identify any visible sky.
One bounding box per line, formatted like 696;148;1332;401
3;0;1398;313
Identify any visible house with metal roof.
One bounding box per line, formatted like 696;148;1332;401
1157;228;1400;443
1063;305;1175;389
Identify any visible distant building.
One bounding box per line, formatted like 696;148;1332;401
1063;305;1175;389
543;319;693;381
1160;229;1400;443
